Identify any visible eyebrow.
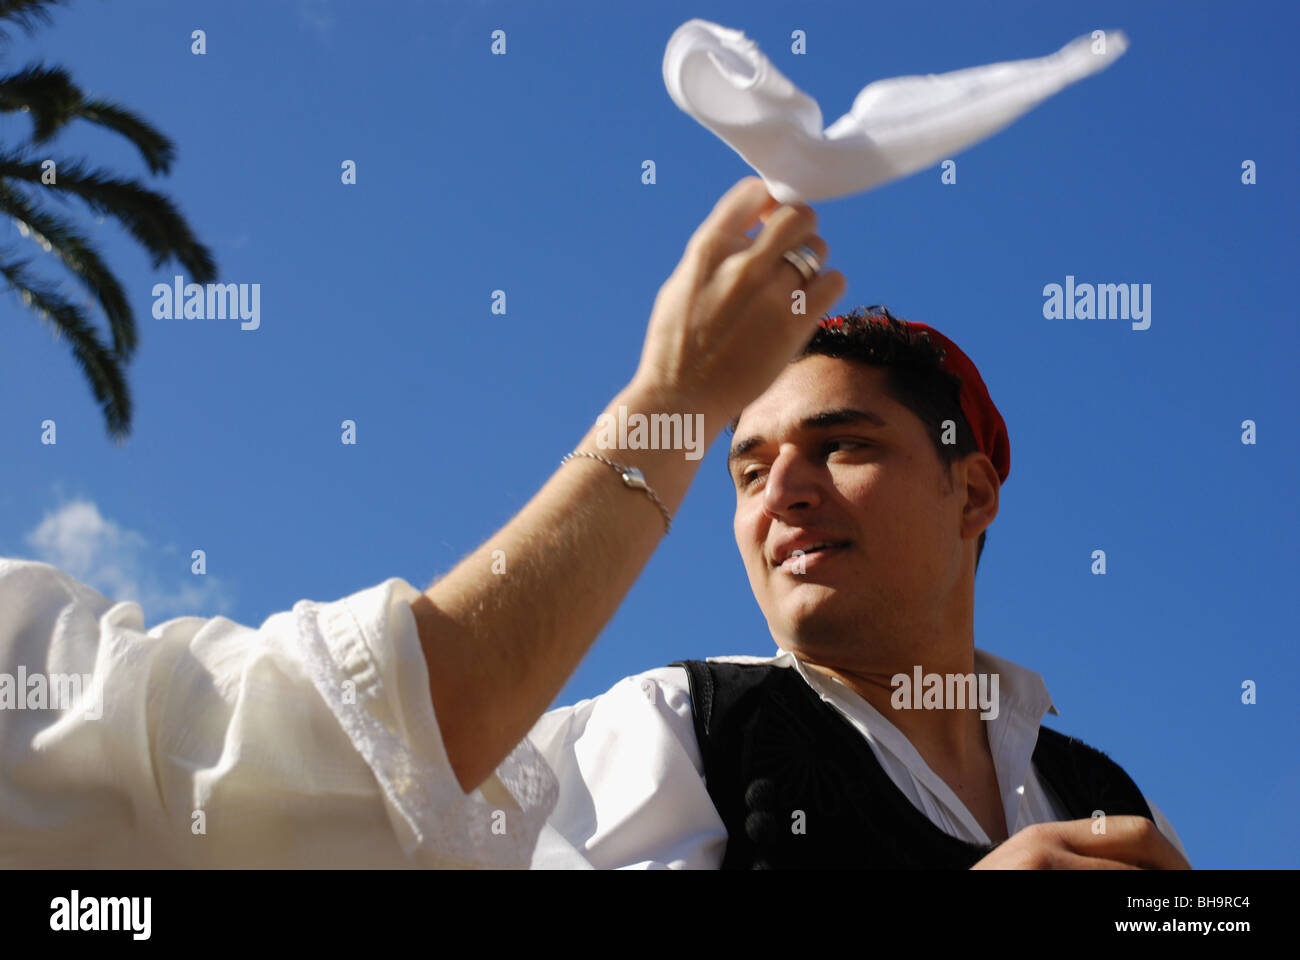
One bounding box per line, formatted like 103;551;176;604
727;408;889;467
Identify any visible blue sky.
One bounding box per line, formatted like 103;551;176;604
1;0;1295;869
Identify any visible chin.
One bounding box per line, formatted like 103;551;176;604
775;587;843;636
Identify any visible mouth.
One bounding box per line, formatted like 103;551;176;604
774;541;851;571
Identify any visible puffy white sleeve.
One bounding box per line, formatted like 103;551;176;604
526;666;727;869
0;558;557;868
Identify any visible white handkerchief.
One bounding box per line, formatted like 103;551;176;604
663;19;1128;204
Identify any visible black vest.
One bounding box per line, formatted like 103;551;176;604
671;659;1153;869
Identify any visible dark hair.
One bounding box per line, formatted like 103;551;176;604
728;304;988;570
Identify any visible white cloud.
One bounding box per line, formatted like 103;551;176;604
23;500;233;622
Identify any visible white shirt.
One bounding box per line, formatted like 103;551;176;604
1;557;1186;869
525;650;1189;868
0;558;556;868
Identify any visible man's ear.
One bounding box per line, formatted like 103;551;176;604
959;451;999;542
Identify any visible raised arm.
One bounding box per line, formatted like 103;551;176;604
414;176;846;793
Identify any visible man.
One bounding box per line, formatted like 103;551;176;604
523;305;1190;868
1;176;839;867
0;177;1187;868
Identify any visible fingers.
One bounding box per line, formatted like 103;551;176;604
695;177;845;326
751;204;840;315
1055;816;1191;870
684;178;778;274
972;818;1188;870
771;233;828;282
794;234;828;263
749;201;818;265
702;176;781;246
1055;854;1143;870
804;267;847;318
749;201;825;281
771;229;841;315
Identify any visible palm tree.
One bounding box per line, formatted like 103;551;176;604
0;0;216;444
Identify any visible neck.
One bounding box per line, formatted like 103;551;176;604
801;657;991;769
788;578;990;767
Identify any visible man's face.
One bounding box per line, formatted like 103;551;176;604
729;355;972;659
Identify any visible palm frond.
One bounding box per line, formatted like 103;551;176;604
0;64;80;140
0;0;65;45
75;99;176;175
0;179;136;358
1;256;132;443
0;1;217;445
0;66;178;174
0;148;216;283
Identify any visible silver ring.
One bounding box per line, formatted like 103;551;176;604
781;245;821;283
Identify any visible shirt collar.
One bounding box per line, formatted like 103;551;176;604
763;644;1060;719
742;644;1059;840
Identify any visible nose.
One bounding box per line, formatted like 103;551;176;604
762;446;823;523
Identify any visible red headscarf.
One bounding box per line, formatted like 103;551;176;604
820;314;1010;484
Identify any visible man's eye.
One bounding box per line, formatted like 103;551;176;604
827;439;868;454
738;441;868;487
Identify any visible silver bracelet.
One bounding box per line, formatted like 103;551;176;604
560;451;672;534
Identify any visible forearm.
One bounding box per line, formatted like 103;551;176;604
412;378;721;794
